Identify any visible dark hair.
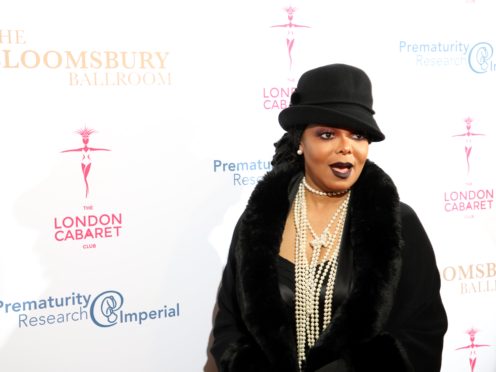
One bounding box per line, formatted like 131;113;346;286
271;127;305;169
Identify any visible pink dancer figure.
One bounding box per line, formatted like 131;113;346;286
61;127;110;198
271;6;310;81
452;117;485;177
456;328;490;372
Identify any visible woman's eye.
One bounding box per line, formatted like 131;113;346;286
319;131;334;139
352;133;367;140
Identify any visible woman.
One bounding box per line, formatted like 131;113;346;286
210;63;448;372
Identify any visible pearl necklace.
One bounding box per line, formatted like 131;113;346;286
293;180;350;371
302;177;349;197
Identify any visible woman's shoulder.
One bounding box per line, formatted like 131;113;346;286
398;202;434;254
398;202;425;228
399;201;416;218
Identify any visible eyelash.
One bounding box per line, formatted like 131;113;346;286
318;131;334;139
317;131;366;141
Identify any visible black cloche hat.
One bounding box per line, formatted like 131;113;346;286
278;63;385;142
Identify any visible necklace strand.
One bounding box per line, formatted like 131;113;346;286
302;177;349;197
294;180;350;371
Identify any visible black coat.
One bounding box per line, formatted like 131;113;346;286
211;160;448;372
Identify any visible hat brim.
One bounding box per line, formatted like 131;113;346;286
278;104;385;142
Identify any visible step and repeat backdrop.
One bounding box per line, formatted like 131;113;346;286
1;1;495;371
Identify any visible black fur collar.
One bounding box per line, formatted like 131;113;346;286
234;160;404;370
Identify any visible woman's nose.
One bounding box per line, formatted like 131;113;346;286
336;135;352;154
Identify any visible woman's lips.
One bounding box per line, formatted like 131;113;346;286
330;162;352;179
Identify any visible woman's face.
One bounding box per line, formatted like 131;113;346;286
299;125;369;192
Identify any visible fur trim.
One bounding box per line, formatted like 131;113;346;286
235;160;403;371
236;164;299;370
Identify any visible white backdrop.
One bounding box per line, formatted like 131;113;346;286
1;1;495;371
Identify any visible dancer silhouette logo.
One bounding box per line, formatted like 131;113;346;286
271;6;310;82
452;117;485;183
263;6;310;110
61;127;110;198
456;328;491;372
443;117;493;217
57;127;123;249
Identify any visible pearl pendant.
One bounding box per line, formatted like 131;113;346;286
310;239;324;250
310;232;328;250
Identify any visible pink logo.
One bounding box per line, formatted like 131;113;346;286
271;6;310;81
456;328;491;372
452;117;485;183
444;117;493;217
61;127;110;198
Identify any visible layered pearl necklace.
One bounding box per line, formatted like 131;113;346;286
293;178;350;370
302;177;349;197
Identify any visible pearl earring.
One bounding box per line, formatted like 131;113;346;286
297;149;303;155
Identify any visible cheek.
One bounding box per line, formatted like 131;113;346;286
305;147;330;165
355;143;369;163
